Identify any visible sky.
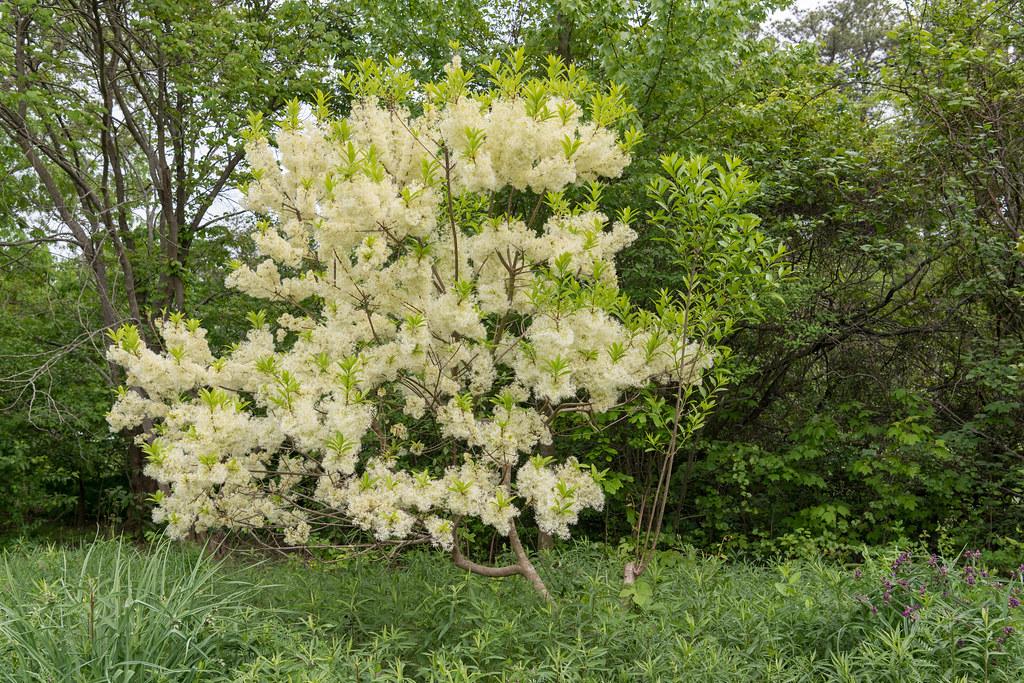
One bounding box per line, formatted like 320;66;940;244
771;0;830;23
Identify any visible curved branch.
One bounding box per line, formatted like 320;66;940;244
451;532;521;577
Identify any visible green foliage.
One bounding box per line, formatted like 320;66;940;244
0;539;258;681
588;0;1024;558
0;237;126;532
3;539;1023;681
848;548;1024;680
691;391;963;551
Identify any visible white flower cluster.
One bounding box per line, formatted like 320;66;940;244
439;98;627;193
106;59;711;550
516;457;606;540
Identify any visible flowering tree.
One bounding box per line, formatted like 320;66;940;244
106;53;720;598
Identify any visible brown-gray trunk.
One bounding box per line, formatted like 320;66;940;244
451;522;551;600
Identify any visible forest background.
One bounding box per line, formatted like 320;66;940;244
1;0;1022;566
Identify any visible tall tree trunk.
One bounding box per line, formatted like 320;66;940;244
555;11;573;62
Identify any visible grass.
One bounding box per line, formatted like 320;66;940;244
0;538;1022;682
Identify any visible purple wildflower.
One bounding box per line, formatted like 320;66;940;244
900;604;921;619
892;552;910;571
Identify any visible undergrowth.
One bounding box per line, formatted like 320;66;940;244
0;538;1021;681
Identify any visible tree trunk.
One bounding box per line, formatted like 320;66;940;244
76;473;87;527
555;11;573;63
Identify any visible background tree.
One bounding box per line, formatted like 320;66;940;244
0;0;352;509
